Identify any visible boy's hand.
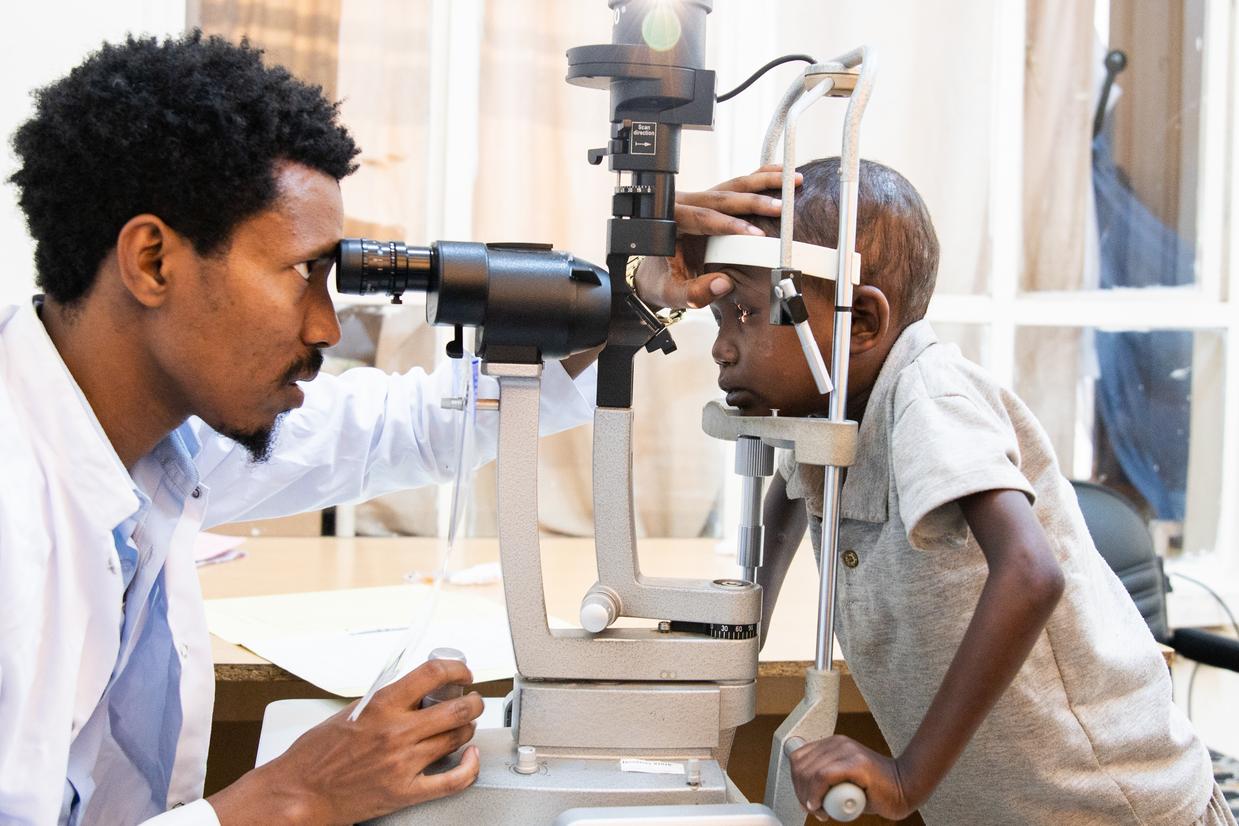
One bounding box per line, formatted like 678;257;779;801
789;735;916;821
634;164;801;310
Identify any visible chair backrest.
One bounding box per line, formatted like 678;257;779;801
1070;480;1169;642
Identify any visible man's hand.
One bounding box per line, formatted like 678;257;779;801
634;164;802;310
789;735;915;821
208;659;485;825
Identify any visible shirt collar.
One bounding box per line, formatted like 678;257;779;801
840;319;940;523
5;300;140;530
132;422;202;502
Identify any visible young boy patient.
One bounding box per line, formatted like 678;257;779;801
707;158;1232;824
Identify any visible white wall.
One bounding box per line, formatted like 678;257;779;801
0;1;186;306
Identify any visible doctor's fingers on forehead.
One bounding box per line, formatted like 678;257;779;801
678;189;781;216
674;203;766;237
713;166;803;193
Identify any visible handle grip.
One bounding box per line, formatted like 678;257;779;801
782;737;867;822
823;782;866;821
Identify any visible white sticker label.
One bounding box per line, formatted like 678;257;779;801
630;122;657;155
619;759;686;775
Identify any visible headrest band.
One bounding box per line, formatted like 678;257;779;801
703;235;861;285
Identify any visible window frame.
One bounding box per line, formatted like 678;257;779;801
924;0;1239;573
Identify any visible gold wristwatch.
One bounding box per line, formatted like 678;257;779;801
625;255;686;327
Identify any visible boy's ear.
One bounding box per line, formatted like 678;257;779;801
850;285;890;354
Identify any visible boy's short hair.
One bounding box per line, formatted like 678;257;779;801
745;157;939;330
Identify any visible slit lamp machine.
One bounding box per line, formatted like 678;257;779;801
323;1;877;822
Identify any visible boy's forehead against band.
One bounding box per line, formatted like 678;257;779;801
703;235;862;285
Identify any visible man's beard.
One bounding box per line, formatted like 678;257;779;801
222;413;286;464
222;347;323;463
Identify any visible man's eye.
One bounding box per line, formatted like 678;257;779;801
293;261;311;281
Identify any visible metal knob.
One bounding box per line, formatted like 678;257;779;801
579;588;621;633
420;647;467;708
734;435;775;477
686;758;702;787
514;745;539;775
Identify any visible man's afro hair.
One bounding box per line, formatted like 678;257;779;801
8;30;360;304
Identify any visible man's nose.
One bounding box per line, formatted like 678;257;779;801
304;286;341;349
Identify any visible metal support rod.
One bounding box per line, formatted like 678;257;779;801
739;475;762;583
815;41;871;668
779;79;832;269
815;175;859;673
760;74;808;167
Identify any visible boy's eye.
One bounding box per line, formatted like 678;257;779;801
735;303;754;324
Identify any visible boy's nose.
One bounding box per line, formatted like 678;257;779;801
712;336;737;367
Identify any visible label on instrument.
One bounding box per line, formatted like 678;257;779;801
630;122;657;155
619;759;685;775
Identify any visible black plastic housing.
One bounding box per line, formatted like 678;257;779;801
335;238;612;363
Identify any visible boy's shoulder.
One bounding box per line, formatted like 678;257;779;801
887;332;1005;425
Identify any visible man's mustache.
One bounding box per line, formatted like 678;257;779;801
279;348;325;385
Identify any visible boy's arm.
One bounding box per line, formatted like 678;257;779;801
756;472;807;649
789;488;1065;819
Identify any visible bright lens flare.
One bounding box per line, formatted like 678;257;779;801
642;1;682;52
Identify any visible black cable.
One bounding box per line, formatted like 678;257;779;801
717;54;817;103
1169;572;1237;723
1169;572;1239;638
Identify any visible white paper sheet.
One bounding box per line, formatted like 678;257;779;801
193;531;246;566
206;584;523;696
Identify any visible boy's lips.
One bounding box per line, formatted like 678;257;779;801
721;386;756;408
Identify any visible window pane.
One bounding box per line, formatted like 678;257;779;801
1103;0;1205;286
1014;326;1225;557
1024;0;1209;291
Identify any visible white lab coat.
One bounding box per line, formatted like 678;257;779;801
0;301;595;825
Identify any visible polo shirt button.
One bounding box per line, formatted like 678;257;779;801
178;642;190;660
842;549;860;568
191;487;202;499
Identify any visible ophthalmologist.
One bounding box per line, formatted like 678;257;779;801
0;31;789;826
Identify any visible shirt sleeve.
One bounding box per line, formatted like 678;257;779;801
195;358;595;528
141;800;220;826
891;392;1035;550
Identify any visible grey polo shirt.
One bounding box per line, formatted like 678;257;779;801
783;320;1215;825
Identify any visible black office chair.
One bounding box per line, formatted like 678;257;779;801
1071;480;1239;672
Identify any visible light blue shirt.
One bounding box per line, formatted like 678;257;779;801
63;427;200;824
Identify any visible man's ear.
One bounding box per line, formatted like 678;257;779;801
115;214;185;308
850;284;890;354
